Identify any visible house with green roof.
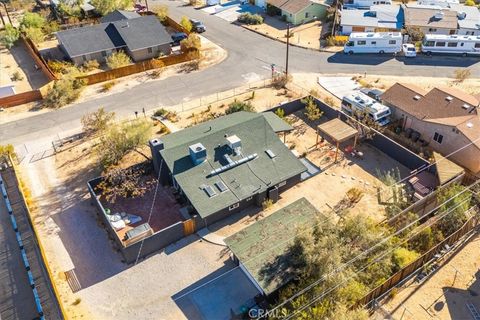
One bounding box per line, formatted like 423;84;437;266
225;197;324;295
149;111;307;226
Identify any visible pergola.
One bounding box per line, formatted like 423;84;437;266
316;118;359;162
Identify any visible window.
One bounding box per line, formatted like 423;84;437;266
371;41;377;45
466;31;474;35
278;181;287;187
460;42;464;47
425;41;435;47
357;40;366;45
389;40;396;44
229;203;240;211
475;43;480;48
429;28;437;32
82;55;87;62
433;132;443;144
435;42;446;47
246;196;253;201
147;47;153;54
305;12;309;18
447;42;457;47
101;51;107;57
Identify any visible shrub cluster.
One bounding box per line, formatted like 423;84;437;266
238;13;264;25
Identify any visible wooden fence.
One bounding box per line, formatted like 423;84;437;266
78;51;196;85
356;212;480;308
21;36;57;81
0;90;43;108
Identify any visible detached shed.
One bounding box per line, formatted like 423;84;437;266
316;118;359;162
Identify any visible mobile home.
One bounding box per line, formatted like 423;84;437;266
343;0;392;9
421;34;480;56
344;32;403;54
341;92;392;126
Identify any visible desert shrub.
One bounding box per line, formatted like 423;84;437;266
454;68;471;83
180;34;201;52
101;81;117;92
409;226;434;253
272;73;291;89
11;71;23;81
154;5;169;23
42;21;59;35
81;107;116;135
324;96;336;106
238;13;263;25
180;16;192;32
465;0;475;5
153;108;169;117
275;107;285;118
0;144;15;158
346;187;364;204
392;248;419;271
106;51;131;69
225;100;254;114
97;119;152;168
303;96;323;121
43;77;86;109
47;60;81;75
326;35;349;47
404;26;424;42
262;198;274;210
20;12;46;30
23;27;45;44
0;25;20;48
90;0;133;16
83;59;100;71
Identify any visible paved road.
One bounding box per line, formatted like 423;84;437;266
1;0;480;150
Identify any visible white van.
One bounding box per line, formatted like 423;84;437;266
344;32;403;54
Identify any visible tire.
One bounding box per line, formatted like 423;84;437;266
462;52;467;57
348;50;354;55
379;50;385;54
426;51;432;56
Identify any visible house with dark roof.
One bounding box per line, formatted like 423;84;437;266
56;11;172;65
382;83;480;174
340;4;404;35
149;111;307;225
263;0;332;24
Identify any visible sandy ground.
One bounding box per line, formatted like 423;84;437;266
18;137;237;319
244;18;325;50
383;233;480;320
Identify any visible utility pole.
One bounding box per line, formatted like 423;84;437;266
285;23;290;77
2;3;12;25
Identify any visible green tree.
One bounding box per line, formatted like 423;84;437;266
0;25;20;48
465;0;475;5
436;184;472;236
97;119;152;168
106;51;131;69
154;5;169;23
90;0;133;15
225;100;254;114
392;247;419;271
43;77;86;109
81;107;116;136
302;96;323;121
20;12;46;30
23;27;44;44
180;34;201;52
180;16;192;32
409;226;434;253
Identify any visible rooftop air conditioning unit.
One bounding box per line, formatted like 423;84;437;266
445;96;453;102
189;143;207;165
434;11;444;20
414;95;421;100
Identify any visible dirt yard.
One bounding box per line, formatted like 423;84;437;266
382;233;480;320
244;17;325;50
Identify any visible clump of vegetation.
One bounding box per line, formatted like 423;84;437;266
153;108;178;122
0;25;21;48
275;107;285;119
90;0;133;16
11;71;23;81
101;81;117;92
180;16;193;33
180;34;201;53
43;77;86;109
81;107;116;136
47;60;76;75
404;26;424;42
346;187;364;204
453;68;471;83
20;12;46;44
237;13;264;25
325;35;348;47
72;298;82;306
465;0;475;6
262;198;274;210
97;164;154;203
225;100;255;114
23;27;45;44
272;73;292;89
0;144;15;158
392;247;420;271
97;119;152;168
83;60;100;72
324;96;336;107
106;51;131;69
154;5;169;23
303;96;323;121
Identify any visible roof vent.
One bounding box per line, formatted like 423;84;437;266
462;104;470;109
466;122;474;128
434;11;444;20
203;185;217;198
414;95;421;100
265;149;276;159
189;143;207;165
457;12;466;20
445;96;453;102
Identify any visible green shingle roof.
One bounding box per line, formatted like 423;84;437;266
159;112;306;219
224;198;324;294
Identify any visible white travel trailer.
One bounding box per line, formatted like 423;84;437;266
344;32;403;54
343;0;392;9
417;0;459;8
341;92;391;126
421;34;480;56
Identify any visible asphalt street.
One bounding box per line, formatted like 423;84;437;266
1;0;480;151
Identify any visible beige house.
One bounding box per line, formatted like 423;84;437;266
382;83;480;175
404;5;458;35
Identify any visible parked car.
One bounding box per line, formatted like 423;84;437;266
402;44;417;57
360;88;384;101
171;32;188;46
189;19;206;33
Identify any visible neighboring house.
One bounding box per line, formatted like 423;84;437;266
404;4;458;35
449;4;480;36
225;198;323;296
149;111;307;226
99;9;141;23
50;0;96;16
56;11;172;65
340;5;404;35
417;0;459;8
343;0;392;10
264;0;331;24
382;83;480;174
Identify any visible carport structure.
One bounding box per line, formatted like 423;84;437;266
316;118;358;162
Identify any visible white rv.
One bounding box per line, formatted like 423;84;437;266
421;34;480;56
344;32;403;54
341;92;391;126
343;0;392;9
417;0;459;8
